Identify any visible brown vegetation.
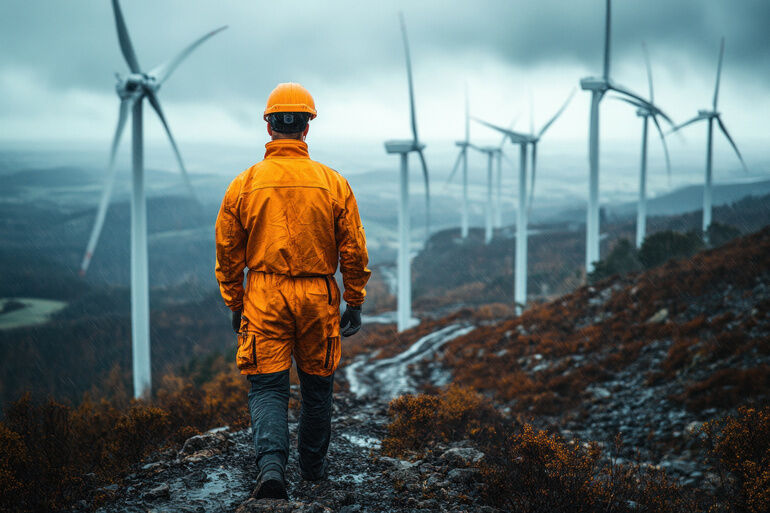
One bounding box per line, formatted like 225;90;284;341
382;387;699;512
436;227;770;415
702;406;770;513
0;359;248;513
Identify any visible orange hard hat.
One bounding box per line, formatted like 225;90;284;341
263;82;317;120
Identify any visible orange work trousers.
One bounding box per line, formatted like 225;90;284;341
236;271;341;377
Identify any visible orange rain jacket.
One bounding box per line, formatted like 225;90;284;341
215;139;371;376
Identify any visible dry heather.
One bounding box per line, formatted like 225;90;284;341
438;226;770;415
382;387;769;513
0;357;248;513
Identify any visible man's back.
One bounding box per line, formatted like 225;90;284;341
215;138;369;310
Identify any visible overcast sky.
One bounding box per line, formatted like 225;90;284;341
1;0;768;163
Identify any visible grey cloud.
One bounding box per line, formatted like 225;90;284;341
0;1;768;104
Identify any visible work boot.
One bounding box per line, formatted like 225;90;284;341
300;458;329;482
254;466;288;500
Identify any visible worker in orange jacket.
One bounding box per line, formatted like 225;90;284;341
215;82;371;500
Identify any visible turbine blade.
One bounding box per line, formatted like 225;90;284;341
609;82;674;125
538;88;576;138
609;95;647;109
529;88;534;135
670;114;708;134
472;117;529;143
642;41;653;102
111;0;141;73
502;152;518;168
464;82;470;143
716;116;748;173
417;149;431;240
145;89;199;203
651;114;671;181
603;0;611;79
398;12;419;144
150;25;228;85
445;149;464;189
713;37;725;109
80;98;133;274
500;113;521;149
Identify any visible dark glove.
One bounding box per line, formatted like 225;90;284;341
340;304;362;337
231;309;242;334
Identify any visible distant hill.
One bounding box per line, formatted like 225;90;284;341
608;178;770;218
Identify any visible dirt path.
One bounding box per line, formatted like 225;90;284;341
91;390;494;513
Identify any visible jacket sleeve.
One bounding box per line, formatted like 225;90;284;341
215;177;247;311
335;179;371;307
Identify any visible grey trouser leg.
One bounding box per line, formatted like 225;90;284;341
297;368;334;479
247;370;290;474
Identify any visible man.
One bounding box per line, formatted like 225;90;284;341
215;82;371;499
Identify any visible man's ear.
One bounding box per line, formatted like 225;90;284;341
267;123;273;137
302;124;310;140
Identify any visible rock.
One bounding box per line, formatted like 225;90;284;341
591;387;612;400
236;499;295;513
379;456;417;470
180;432;229;455
646;308;668;324
99;484;119;493
685;421;702;436
440;446;485;467
446;467;480;484
141;462;161;472
143;483;170;500
425;473;444;488
182;470;208;488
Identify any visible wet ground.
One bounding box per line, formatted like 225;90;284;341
90;392;494;513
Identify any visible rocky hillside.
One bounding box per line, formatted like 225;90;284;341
2;228;768;512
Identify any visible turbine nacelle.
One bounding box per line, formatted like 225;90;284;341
115;73;158;98
698;109;718;118
580;76;609;92
385;140;424;154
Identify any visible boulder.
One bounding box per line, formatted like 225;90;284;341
439;446;485;467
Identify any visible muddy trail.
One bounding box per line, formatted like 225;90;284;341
89;390;493;513
88;326;498;513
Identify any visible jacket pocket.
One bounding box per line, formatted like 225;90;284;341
324;336;339;369
236;333;258;371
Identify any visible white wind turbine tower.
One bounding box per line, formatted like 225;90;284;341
670;38;748;242
474;90;574;314
467;144;499;244
579;0;664;273
385;12;431;333
445;85;472;239
610;43;673;248
80;0;226;398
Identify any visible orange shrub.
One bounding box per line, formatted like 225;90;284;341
702;406;770;513
381;385;498;457
0;366;251;513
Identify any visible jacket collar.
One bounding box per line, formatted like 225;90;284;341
264;139;309;159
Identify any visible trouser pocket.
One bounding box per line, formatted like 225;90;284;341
237;332;258;371
323;336;339;369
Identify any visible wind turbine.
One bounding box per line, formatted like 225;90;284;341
579;0;665;273
384;12;430;332
609;43;672;247
474;90;574;314
81;0;226;398
671;38;747;242
445;85;471;239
